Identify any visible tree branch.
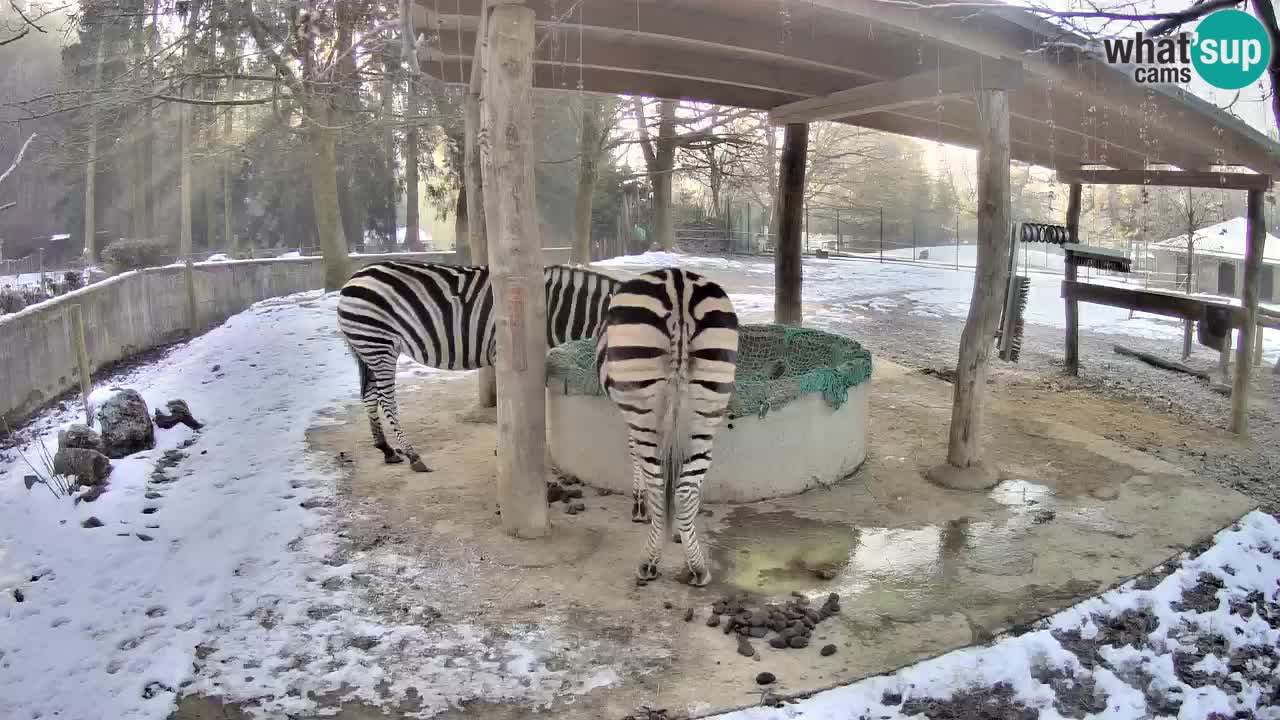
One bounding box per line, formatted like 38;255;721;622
1251;0;1280;130
0;132;36;187
154;93;281;106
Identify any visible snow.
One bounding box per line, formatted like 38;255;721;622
0;291;591;720
709;510;1280;720
1152;216;1280;263
597;248;1280;366
205;253;231;262
277;250;302;259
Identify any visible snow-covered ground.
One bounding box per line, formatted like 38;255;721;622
710;510;1280;720
598;249;1280;366
0;292;577;720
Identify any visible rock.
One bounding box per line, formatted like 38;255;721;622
769;636;789;649
820;644;837;657
755;672;776;685
58;424;104;454
565;486;584;499
706;614;720;628
154;399;203;431
736;636;755;657
546;484;565;503
749;626;768;638
570;501;586;513
788;636;809;649
97;390;155;458
684;608;695;622
81;516;104;528
53;447;112;486
663;601;673;609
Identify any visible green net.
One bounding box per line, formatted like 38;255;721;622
545;324;873;419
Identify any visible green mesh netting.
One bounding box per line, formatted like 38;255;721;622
545;324;873;419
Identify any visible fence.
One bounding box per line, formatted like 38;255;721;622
0;247;571;426
674;203;1077;276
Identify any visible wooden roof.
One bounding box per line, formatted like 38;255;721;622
414;0;1280;178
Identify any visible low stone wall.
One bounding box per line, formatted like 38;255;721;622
0;249;571;425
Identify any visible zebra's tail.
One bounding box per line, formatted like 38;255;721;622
656;356;692;538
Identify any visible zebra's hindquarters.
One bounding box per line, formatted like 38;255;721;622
598;267;738;585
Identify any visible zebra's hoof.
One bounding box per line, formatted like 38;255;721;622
673;534;682;544
410;459;432;473
686;568;711;587
637;562;659;581
632;500;649;523
384;454;404;464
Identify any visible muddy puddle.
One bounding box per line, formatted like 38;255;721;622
709;479;1125;620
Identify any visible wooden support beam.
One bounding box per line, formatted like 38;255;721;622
465;4;496;408
481;2;548;538
775;123;808;326
1230;188;1266;435
928;88;1010;491
1063;183;1082;376
769;59;1023;125
1057;168;1273;191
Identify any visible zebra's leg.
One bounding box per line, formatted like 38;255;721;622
363;394;400;464
675;401;725;586
674;458;711;586
637;464;666;580
376;367;431;473
627;436;649;523
355;348;400;463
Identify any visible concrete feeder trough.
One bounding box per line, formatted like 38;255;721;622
545;324;873;503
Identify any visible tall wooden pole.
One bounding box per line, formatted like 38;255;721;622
774;122;808;326
481;2;548;538
467;3;496;408
927;88;1010;491
1063;182;1083;375
1230;188;1267;434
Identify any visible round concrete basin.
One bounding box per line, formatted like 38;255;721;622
545;324;873;503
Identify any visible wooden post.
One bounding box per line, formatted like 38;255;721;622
69;304;93;428
774;122;808;326
927;88;1010;491
480;2;548;538
1230;188;1267;434
1064;182;1083;375
467;3;496;409
1254;323;1264;366
1219;332;1232;383
184;258;197;331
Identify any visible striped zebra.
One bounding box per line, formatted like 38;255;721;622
595;268;739;586
337;261;621;473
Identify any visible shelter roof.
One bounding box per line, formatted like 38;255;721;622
1152;216;1280;263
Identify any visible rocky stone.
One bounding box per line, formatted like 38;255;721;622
58;424;104;454
81;516;104;528
755;672;776;685
153;399;203;431
53;447;112;486
820;644;837;656
97;390;155;458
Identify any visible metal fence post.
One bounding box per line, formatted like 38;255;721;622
955;212;961;269
69;304;93;428
836;209;842;252
879;207;884;263
911;216;917;258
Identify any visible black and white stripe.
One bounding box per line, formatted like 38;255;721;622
337;261;621;472
595;268;738;586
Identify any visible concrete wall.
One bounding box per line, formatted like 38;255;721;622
0;249;571;425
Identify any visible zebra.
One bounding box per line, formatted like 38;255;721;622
595;268;739;586
336;261;622;473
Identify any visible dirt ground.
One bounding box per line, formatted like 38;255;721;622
174;349;1252;719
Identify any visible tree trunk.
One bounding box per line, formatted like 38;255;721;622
84;39;106;261
482;3;548;538
382;43;398;252
774;123;808;326
404;82;421;251
311;124;353;290
180;93;193;262
572;98;602;264
929;88;1010;489
763;121;778;250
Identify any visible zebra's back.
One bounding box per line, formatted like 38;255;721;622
337;261;495;371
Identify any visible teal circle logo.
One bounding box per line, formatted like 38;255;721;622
1192;9;1272;90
